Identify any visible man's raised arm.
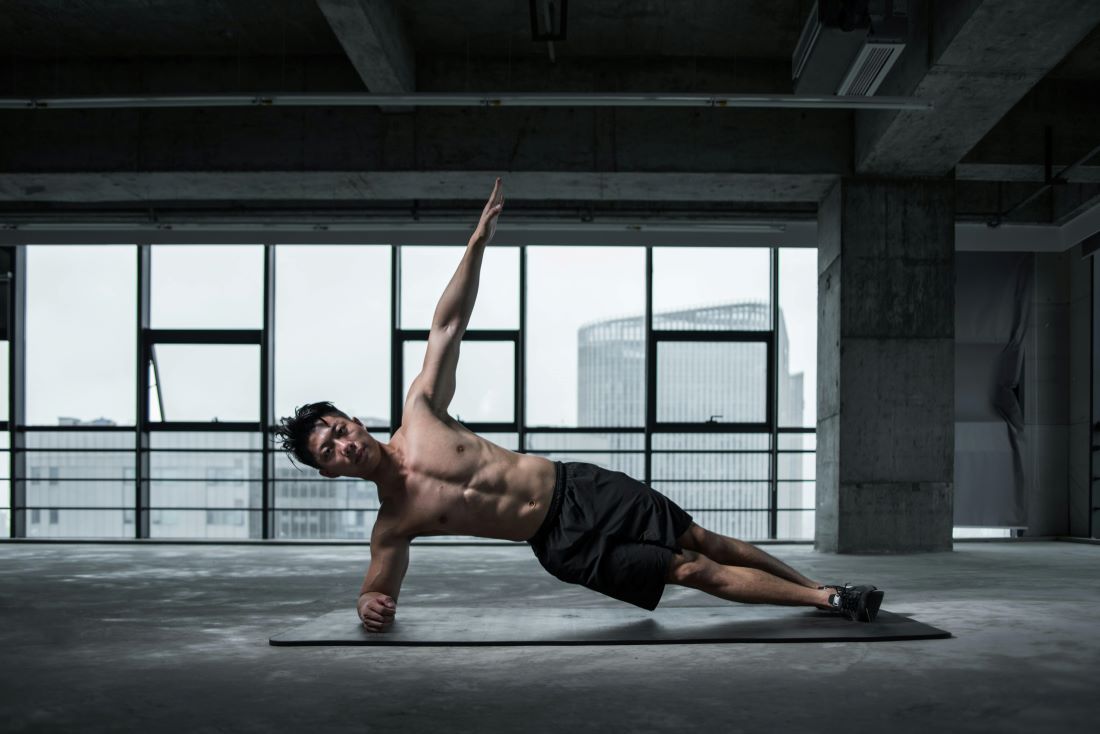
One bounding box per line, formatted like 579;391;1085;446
410;178;504;414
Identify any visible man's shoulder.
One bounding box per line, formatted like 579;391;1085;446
402;378;460;425
398;399;462;443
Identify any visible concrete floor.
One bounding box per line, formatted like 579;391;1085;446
0;541;1096;733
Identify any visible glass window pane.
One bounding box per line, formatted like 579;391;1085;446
149;452;261;479
656;342;767;423
652;451;770;482
682;511;770;541
524;432;645;452
25;431;134;449
274;479;380;510
403;341;514;422
151;245;263;328
24;509;129;539
778;481;815;509
27;246;136;425
144;432;264;538
26;451;134;481
27;480;131;507
651;430;771;539
274;509;376;540
653;248;771;330
275;245;391;425
652;433;769;450
777;510;814;540
151;344;258;422
149;432;260;450
527;247;645;427
779;248;817;426
400;246;519;329
778;451;815;481
777;433;815;451
150;509;259;539
651;482;771;511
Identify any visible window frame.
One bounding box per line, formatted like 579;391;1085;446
5;237;818;541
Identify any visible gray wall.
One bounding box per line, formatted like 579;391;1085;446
1068;245;1092;537
1025;244;1092;537
1094;257;1100;538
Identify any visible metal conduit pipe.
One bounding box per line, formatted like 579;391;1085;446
0;92;933;111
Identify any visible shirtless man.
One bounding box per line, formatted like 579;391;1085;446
275;178;884;632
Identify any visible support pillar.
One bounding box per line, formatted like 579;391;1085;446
816;178;955;553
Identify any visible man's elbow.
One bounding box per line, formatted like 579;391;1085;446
430;318;464;337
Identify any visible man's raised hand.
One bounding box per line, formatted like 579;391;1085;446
470;177;504;246
357;592;397;632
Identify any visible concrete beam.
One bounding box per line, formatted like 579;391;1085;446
315;0;414;94
0;104;852;176
962;78;1100;170
956;164;1100;184
856;0;1100;176
0;171;838;204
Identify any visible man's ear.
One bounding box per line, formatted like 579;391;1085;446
319;469;336;478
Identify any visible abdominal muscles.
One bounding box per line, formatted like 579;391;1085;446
399;428;544;541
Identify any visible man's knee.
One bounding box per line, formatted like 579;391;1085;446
666;549;712;586
677;523;736;558
676;523;709;553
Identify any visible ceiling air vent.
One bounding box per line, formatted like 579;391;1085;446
792;0;907;96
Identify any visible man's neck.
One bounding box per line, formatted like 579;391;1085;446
362;440;406;503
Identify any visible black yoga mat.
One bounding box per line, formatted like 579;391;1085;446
270;605;950;646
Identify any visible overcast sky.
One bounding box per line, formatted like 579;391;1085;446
23;243;817;428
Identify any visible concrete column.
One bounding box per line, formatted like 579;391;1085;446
816;179;955;553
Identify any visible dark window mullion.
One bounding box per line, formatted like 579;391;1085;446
261;244;275;540
652;422;770;432
11;246;27;537
147;329;262;344
645;246;653;487
769;246;780;539
136;244;151;539
146;422;262;432
398;329;518;341
518;246;526;453
651;330;771;342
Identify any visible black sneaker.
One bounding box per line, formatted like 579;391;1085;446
827;583;885;623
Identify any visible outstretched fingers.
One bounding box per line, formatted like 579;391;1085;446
484;182;504;220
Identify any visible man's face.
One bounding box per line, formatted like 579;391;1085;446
307;414;376;478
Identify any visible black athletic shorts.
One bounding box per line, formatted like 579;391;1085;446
526;461;695;611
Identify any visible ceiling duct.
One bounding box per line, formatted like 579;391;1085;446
792;0;908;96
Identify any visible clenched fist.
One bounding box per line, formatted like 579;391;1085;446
358;591;397;632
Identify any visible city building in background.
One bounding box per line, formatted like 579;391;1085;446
577;301;810;540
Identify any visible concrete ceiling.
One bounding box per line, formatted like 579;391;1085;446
0;0;1098;231
0;0;344;57
0;0;808;60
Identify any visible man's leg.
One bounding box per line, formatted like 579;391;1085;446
676;523;822;590
665;549;832;608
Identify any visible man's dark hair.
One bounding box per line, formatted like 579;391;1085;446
275;401;349;470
